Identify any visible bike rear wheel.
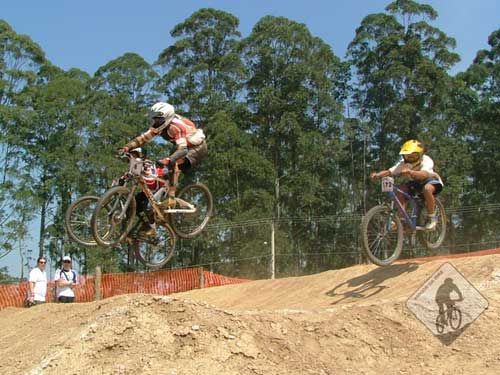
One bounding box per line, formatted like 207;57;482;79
361;205;404;266
91;186;136;247
131;222;176;269
65;195;99;247
169;183;213;239
417;198;446;250
435;312;446;334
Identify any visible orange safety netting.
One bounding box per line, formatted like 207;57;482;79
0;268;248;310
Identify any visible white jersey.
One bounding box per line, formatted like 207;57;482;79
55;268;78;298
389;154;443;185
28;267;47;302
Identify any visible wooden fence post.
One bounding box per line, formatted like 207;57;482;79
95;266;102;301
198;267;205;289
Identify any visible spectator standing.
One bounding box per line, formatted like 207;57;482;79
54;256;78;303
28;257;48;305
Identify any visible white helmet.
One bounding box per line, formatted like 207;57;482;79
148;102;175;123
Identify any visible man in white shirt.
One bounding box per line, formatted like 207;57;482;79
370;139;443;230
54;255;78;303
28;257;48;305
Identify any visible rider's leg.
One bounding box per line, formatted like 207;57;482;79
135;192;156;236
166;161;184;208
437;301;445;316
396;184;410;211
423;183;438;230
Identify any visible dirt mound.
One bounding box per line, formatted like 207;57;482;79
1;255;499;375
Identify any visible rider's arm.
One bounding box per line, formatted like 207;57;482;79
167;143;189;164
164;126;189;164
371;170;392;179
123;128;156;150
406;169;430;181
409;155;434;181
453;285;464;301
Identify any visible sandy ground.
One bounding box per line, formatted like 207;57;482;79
1;254;499;375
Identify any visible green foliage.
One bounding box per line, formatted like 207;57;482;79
346;1;470;215
0;266;19;284
0;6;499;277
0;20;46;261
156;8;244;121
461;29;500;202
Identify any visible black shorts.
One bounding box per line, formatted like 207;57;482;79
58;296;75;303
405;179;443;195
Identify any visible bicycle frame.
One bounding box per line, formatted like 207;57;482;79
381;177;424;232
115;153;197;226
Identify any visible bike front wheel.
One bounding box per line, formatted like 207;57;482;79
361;205;404;266
131;222;176;269
449;306;462;330
417;198;447;250
169;183;213;239
65;195;99;247
91;186;136;247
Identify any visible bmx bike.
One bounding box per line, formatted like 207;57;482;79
361;176;446;266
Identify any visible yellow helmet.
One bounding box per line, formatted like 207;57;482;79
399;140;424;155
399;140;424;166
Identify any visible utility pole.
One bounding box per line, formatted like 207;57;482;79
271;220;275;280
270;176;280;280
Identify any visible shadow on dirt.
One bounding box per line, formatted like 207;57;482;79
326;263;420;305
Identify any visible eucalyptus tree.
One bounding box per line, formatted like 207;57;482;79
240;15;349;273
14;64;91;258
347;0;461;169
0;20;45;260
346;0;474;229
452;29;500;249
154;9;272;268
155;8;244;122
462;29;500;199
86;53;160;192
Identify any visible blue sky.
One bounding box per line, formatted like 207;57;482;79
2;0;499;76
1;0;499;277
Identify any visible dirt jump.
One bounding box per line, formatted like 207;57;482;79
1;253;499;375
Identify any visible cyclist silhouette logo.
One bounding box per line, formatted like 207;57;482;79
434;278;464;334
407;262;488;344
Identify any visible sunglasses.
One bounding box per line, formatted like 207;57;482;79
63;260;71;263
39;261;46;264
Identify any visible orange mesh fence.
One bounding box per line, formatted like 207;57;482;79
204;270;250;287
0;268;249;310
101;268;202;298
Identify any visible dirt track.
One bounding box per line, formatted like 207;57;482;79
1;254;499;375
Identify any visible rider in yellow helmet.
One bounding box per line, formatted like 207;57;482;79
370;140;443;230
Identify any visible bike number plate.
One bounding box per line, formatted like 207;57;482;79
130;158;144;176
381;176;394;192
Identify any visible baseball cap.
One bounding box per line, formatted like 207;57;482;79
62;255;71;262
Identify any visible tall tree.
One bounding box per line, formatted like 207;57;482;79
87;53;160;193
462;29;500;199
156;8;244;122
0;20;45;260
454;29;500;248
240;15;349;273
346;0;470;218
347;0;460;165
14;64;91;258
